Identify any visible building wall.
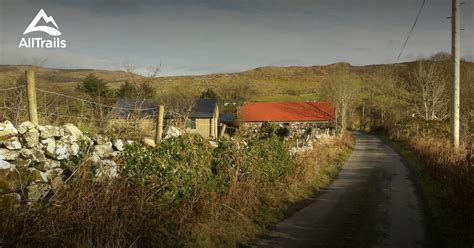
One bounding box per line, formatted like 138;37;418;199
187;118;213;138
185;105;219;139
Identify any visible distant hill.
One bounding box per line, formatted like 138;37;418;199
0;61;471;102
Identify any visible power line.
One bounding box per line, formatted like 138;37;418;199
396;0;426;62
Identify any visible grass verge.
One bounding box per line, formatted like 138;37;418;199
379;135;473;248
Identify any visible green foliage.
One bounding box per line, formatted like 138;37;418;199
199;88;221;102
120;132;292;204
76;74;111;99
120;134;214;203
116;81;155;99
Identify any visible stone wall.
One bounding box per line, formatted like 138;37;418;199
0;121;127;205
242;121;335;139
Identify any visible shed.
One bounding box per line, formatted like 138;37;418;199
186;99;219;138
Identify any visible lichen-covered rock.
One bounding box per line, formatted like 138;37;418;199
163;126;183;140
141;137;156;148
61;123;83;142
20;148;46;164
0;149;20;161
3;137;22;150
92;134;109;145
0;159;12;170
22;128;40;148
0;121;18;139
70;142;79;156
55;142;69;160
94;142;114;158
37;125;61;139
28;168;48;184
46;168;63;181
209;140;218;148
112;139;124;151
17;121;35;135
26;183;50;202
42;138;56;158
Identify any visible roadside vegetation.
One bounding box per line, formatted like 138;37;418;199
383;121;473;248
0;127;353;247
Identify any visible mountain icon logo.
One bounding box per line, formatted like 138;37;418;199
23;9;61;36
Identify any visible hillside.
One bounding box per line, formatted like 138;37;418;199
0;62;414;102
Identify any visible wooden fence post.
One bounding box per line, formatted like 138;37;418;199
25;70;38;125
155;105;164;144
219;124;227;138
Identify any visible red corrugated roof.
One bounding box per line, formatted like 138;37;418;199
242;101;335;122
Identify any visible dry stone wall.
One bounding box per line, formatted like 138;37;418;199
0;121;127;205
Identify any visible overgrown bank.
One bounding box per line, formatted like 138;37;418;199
382;121;473;248
0;128;353;247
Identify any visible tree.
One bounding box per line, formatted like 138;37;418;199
76;74;112;124
320;69;361;133
199;88;221;101
76;74;112;101
116;81;137;99
116;81;154;100
406;60;448;120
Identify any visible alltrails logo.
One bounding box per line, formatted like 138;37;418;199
18;9;67;48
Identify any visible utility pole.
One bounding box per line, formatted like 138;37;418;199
451;0;460;149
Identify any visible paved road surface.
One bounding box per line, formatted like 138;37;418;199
251;132;435;248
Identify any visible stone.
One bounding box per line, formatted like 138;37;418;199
0;121;18;139
55;142;69;160
163;126;184;140
61;123;83;142
112;139;124;151
94;142;114;158
17;121;34;135
26;183;50;202
10;158;30;168
0;159;12;170
0;148;20;161
92;134;109;145
20;148;46;164
28;168;48;183
141;137;156;148
46;168;63;181
209;140;218;148
22;128;40;148
42;138;56;158
70;142;80;156
37;125;61;139
3;137;22;150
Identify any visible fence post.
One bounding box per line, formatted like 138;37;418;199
219;124;227;138
155;105;164;144
25;70;38;125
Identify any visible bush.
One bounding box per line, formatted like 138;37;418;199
0;132;352;247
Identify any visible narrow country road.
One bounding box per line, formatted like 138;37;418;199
251;132;436;248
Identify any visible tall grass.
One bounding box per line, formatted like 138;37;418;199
0;133;353;247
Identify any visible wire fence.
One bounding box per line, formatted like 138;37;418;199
0;84;190;139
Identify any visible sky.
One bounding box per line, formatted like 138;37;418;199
0;0;473;76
